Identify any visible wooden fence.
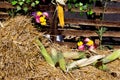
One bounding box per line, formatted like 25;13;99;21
45;1;120;48
0;1;14;19
1;1;120;48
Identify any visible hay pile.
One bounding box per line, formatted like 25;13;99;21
0;16;119;80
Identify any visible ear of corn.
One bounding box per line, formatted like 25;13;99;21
57;4;64;28
102;49;120;63
62;51;86;59
66;55;105;71
51;48;59;64
35;38;55;67
58;52;66;72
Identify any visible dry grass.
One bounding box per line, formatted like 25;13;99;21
0;16;119;80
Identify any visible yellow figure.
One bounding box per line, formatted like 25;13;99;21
57;4;64;28
56;0;67;28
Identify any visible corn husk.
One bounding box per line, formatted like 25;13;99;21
62;51;85;59
102;49;120;63
58;52;66;72
51;48;59;64
36;38;55;67
67;55;105;71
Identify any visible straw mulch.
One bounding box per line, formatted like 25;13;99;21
0;16;120;80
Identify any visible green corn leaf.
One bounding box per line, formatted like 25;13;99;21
51;48;59;64
58;53;66;72
36;38;55;67
102;49;120;63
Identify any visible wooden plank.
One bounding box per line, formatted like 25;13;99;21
65;7;120;14
56;41;120;49
111;0;120;2
38;4;55;11
60;30;120;37
0;12;9;19
0;1;14;9
65;18;120;27
38;5;120;14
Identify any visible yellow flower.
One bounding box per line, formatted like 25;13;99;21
41;22;47;26
77;41;83;46
86;40;94;46
37;11;42;16
40;17;46;23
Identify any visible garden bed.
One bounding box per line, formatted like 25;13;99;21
0;16;120;80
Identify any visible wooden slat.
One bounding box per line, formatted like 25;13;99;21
0;12;9;19
0;1;14;9
65;18;120;27
112;0;120;2
38;5;120;14
60;30;120;37
56;41;120;49
65;7;120;14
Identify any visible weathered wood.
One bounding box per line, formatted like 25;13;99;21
0;1;14;9
65;18;120;27
0;12;9;19
65;7;120;14
38;5;120;14
56;41;120;49
112;0;120;2
60;30;120;37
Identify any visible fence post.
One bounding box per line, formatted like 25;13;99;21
50;5;58;42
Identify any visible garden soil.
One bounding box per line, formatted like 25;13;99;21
0;16;120;80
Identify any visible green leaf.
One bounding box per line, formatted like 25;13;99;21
35;0;39;5
18;1;24;6
79;2;83;6
31;2;35;7
68;3;72;9
16;5;21;11
79;7;83;11
23;7;28;12
98;64;108;71
75;3;79;8
87;10;93;15
11;1;17;5
73;0;77;3
26;0;31;3
83;4;88;10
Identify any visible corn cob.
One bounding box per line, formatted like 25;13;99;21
102;49;120;63
51;48;59;64
58;52;66;72
35;38;55;67
57;4;65;28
